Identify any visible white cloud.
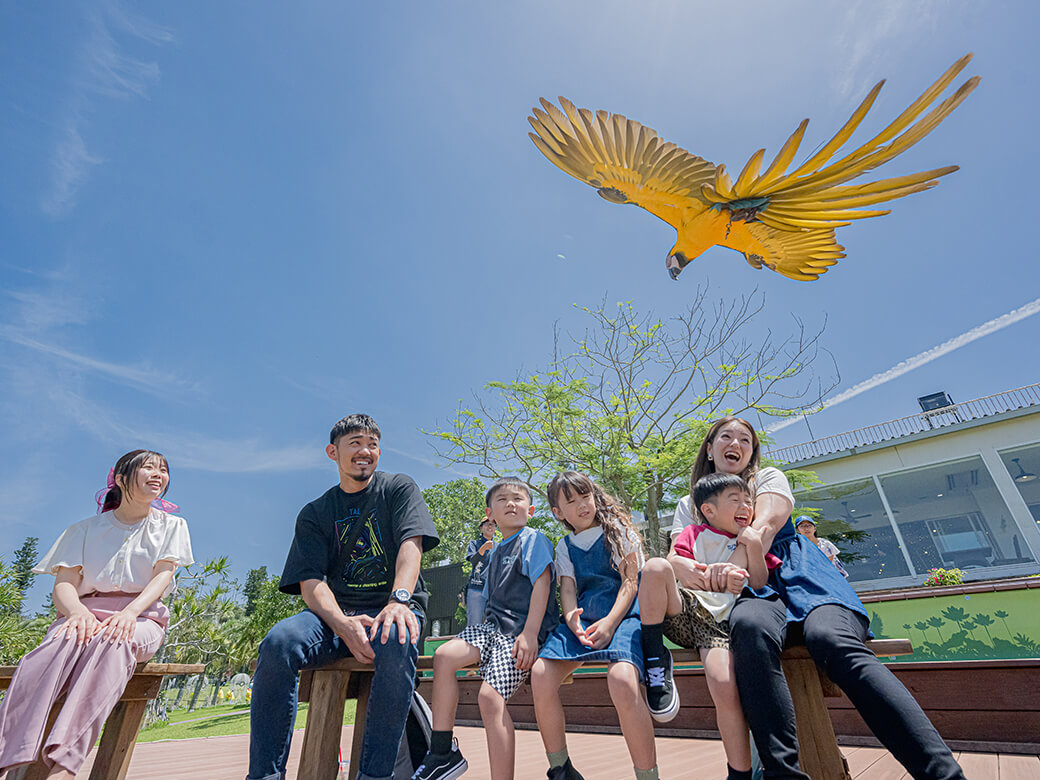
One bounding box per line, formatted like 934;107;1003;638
829;1;950;98
0;328;196;396
767;296;1040;433
1;283;199;398
4;287;90;332
47;386;324;474
383;445;478;479
41;120;105;216
41;1;172;216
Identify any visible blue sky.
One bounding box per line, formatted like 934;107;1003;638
2;1;1038;607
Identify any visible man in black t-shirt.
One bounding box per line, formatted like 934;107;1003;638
247;414;439;780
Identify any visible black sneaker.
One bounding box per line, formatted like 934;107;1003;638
645;649;679;722
546;758;586;780
411;739;468;780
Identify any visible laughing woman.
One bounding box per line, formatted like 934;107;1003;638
668;417;964;780
0;450;193;779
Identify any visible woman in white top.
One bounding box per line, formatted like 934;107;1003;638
670;417;963;780
0;449;194;779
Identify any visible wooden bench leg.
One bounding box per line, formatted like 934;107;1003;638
347;674;372;780
782;657;851;780
299;670;352;780
89;699;148;780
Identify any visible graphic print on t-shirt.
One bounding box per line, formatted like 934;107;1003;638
337;507;390;592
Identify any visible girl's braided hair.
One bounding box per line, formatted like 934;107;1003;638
547;471;644;572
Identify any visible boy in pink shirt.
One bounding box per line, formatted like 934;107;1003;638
638;472;779;780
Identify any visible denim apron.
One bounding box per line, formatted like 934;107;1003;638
751;517;869;625
538;533;644;671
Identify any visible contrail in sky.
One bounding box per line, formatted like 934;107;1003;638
767;296;1040;433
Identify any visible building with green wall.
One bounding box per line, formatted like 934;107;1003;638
769;384;1040;660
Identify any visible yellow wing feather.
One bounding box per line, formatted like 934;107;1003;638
528;98;718;227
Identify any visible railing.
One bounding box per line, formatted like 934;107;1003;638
767;384;1040;465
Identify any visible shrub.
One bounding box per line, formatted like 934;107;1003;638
923;567;964;587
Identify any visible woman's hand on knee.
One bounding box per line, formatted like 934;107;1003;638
62;610;100;645
98;609;139;644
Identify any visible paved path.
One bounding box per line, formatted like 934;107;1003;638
76;726;1040;779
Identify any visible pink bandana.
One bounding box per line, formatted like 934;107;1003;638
95;467;180;514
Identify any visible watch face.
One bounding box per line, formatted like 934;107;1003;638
393;588;410;603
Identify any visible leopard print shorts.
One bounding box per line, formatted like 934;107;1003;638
662;587;731;651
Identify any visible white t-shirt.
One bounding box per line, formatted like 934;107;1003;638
670;466;795;540
555;524;645;580
34;509;194;598
817;537;841;560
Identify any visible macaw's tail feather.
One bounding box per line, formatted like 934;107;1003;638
719;54;979;232
732;223;846;281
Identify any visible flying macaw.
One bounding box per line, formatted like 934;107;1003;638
528;55;979;281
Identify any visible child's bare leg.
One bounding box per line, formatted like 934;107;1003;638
607;661;657;771
700;646;751;771
431;638;481;730
478;681;515;780
531;657;581;754
46;769;74;779
638;557;683;622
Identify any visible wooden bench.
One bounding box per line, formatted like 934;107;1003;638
296;639;912;780
295;655;437;780
0;662;205;780
675;639;914;779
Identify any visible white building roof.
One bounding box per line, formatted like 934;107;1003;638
767;384;1040;468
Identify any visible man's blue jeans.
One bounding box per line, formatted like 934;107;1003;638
247;607;420;780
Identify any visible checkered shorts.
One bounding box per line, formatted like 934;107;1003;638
456;621;527;700
662;587;731;651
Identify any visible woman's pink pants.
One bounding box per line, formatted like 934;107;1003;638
0;594;168;774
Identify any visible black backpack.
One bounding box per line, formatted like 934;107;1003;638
392;689;434;779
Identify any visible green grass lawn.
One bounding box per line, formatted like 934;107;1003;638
137;700;357;742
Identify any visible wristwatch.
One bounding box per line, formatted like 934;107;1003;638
390;588;412;605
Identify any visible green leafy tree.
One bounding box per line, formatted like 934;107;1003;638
0;558;27;661
421;478;488;569
426;292;833;555
0;557;50;663
229;572;303;671
10;537;39;615
994;609;1012;638
241;566;269;617
149;558;239;722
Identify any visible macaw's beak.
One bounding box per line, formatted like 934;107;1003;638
666;252;688;281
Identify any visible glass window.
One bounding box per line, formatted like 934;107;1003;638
998;443;1040;556
795;478;910;582
879;456;1033;572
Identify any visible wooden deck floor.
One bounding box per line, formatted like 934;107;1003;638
74;726;1040;779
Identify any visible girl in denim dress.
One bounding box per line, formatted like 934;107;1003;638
531;471;658;780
